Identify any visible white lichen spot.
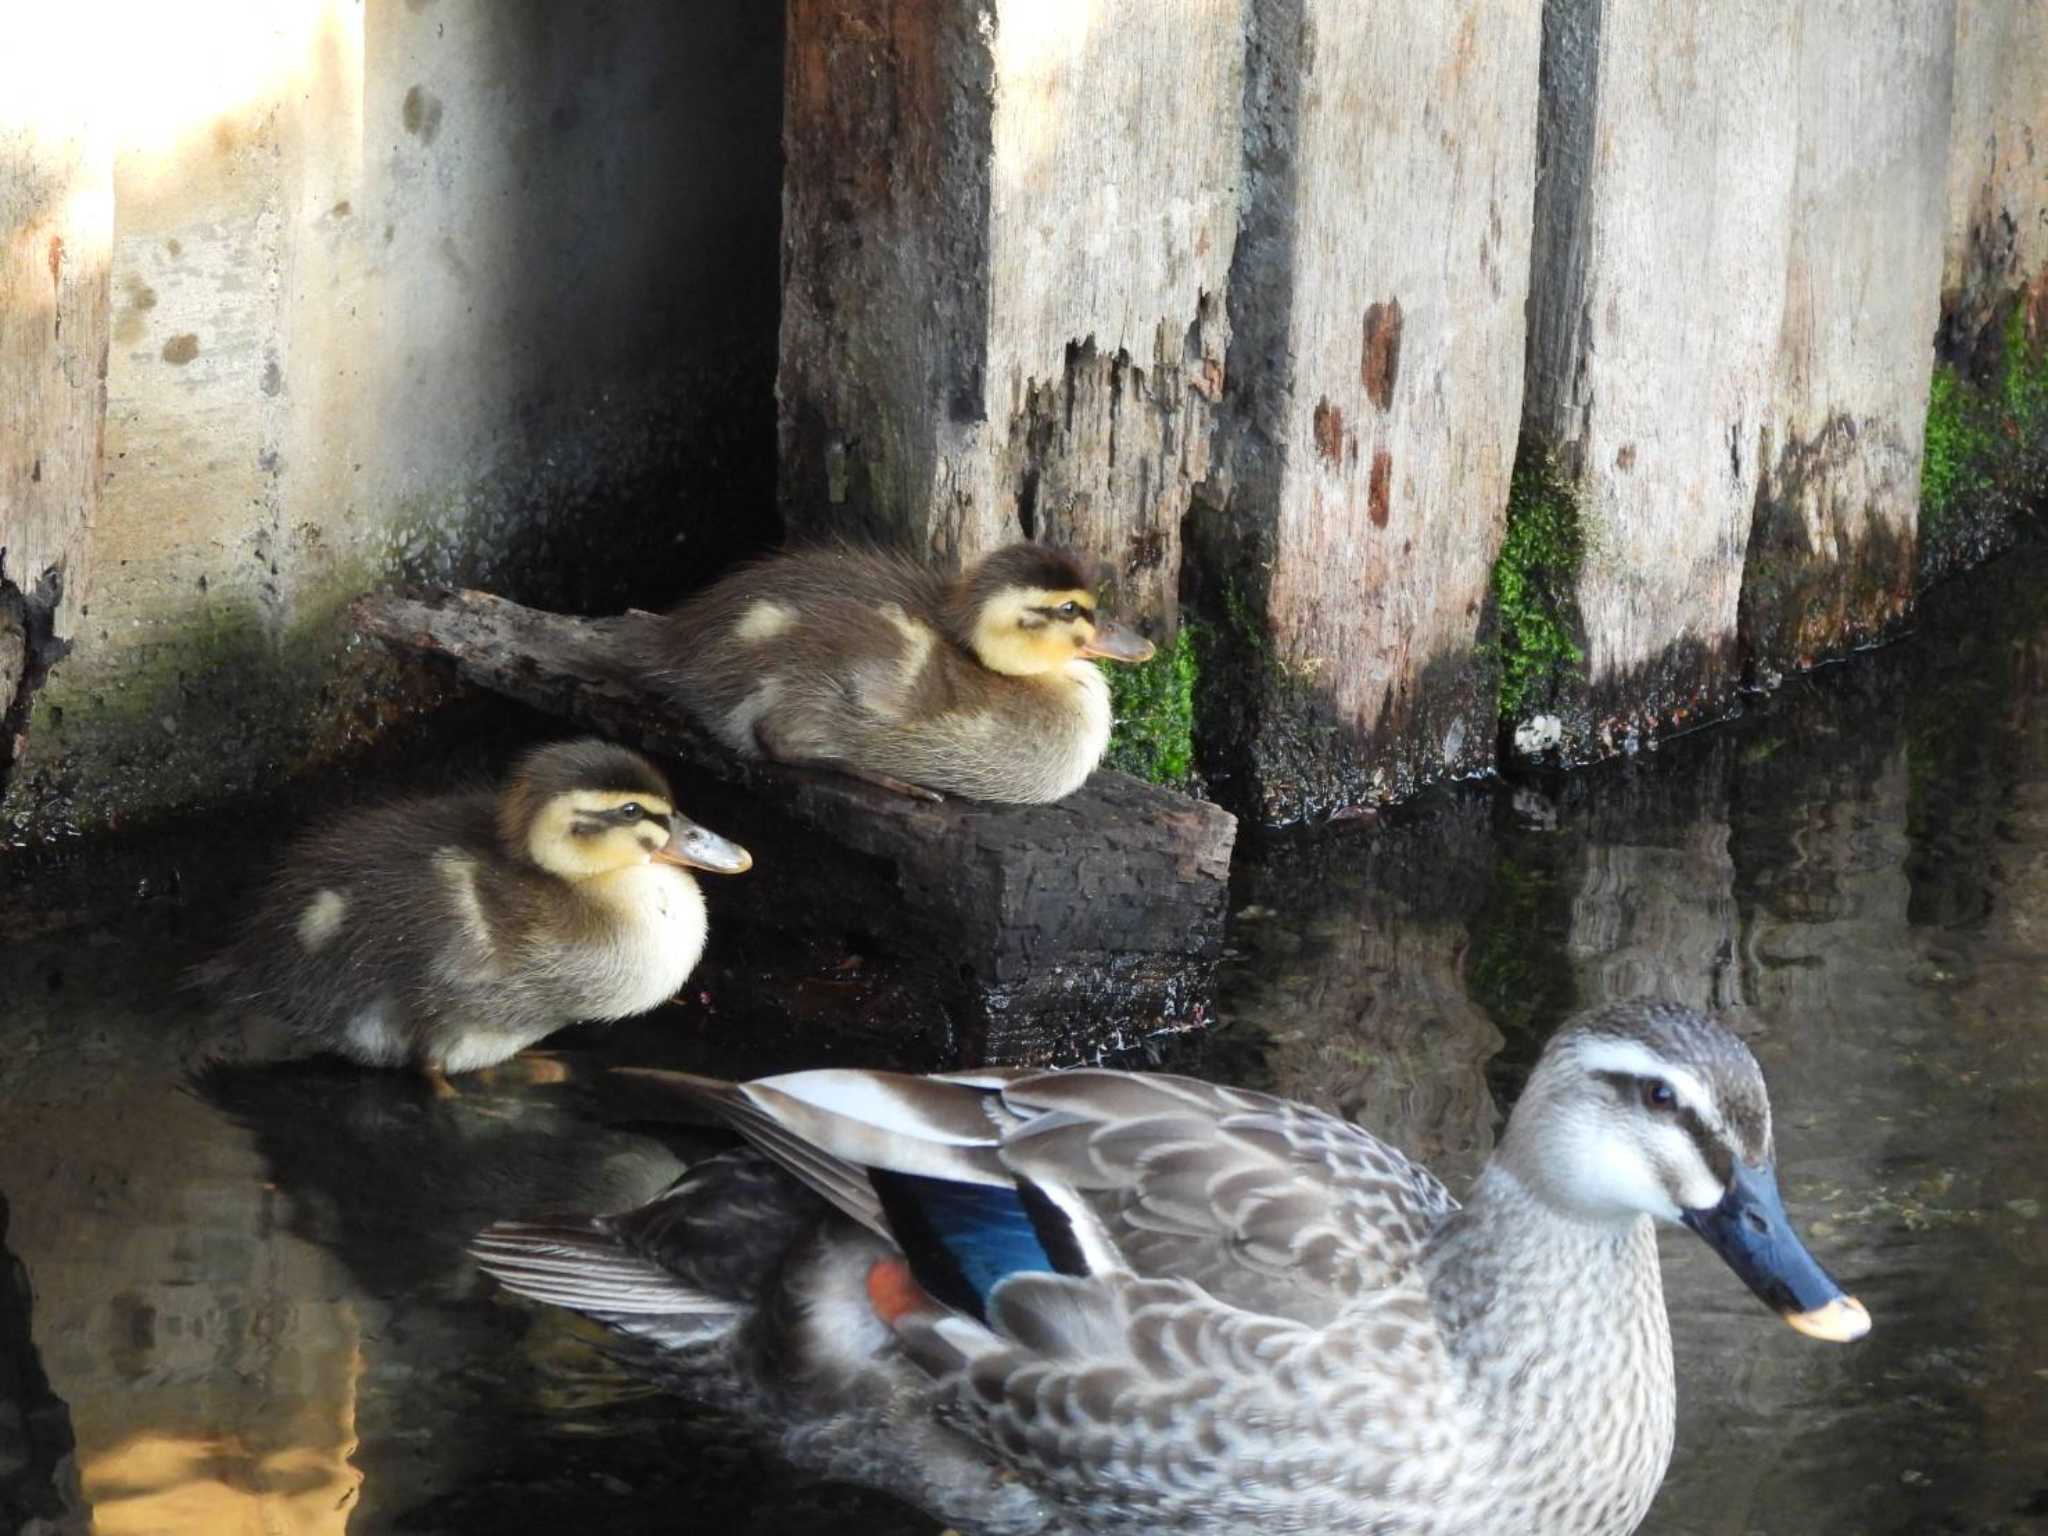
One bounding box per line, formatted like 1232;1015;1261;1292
1513;713;1564;757
736;600;797;643
297;889;348;952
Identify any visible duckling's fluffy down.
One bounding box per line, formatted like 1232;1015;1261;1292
635;545;1116;803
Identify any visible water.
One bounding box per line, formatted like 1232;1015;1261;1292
5;552;2048;1534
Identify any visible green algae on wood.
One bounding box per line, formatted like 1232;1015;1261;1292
1919;288;2048;585
1490;437;1586;720
1106;623;1201;788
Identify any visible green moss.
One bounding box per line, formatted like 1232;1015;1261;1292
1921;364;1997;536
1491;436;1585;719
1922;299;2048;556
1106;622;1201;787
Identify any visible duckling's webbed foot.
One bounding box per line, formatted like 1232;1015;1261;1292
835;765;944;802
421;1064;460;1101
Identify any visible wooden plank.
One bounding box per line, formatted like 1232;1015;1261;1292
353;588;1238;1064
776;0;1243;629
1191;0;1543;822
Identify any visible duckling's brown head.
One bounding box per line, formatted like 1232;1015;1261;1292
954;544;1157;677
497;739;752;883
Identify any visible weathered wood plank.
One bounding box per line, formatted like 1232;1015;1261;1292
1517;0;1798;760
353;588;1238;1064
1517;0;1953;762
776;0;1243;628
1190;0;1542;822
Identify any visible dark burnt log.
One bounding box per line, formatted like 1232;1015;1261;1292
352;588;1237;1064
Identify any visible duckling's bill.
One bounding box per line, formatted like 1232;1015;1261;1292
1079;619;1155;663
1678;1159;1871;1343
654;820;753;874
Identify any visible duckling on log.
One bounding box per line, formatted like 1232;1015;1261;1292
633;543;1156;803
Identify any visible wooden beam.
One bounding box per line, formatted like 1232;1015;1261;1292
354;588;1238;1064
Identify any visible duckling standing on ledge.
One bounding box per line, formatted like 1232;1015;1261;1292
202;739;750;1089
634;543;1156;803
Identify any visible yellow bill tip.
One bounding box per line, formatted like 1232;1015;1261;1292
1784;1295;1870;1343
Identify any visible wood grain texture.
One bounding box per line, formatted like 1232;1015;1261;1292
1193;0;1541;822
777;0;1243;628
354;588;1237;1064
1521;0;1796;758
1737;0;1954;675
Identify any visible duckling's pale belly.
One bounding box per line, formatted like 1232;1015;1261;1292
539;863;708;1020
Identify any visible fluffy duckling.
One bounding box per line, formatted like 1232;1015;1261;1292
634;542;1156;803
204;739;750;1083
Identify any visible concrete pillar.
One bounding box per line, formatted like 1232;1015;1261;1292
0;67;112;784
777;0;1245;624
1191;0;1542;822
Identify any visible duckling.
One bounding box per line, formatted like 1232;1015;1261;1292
473;1000;1868;1536
634;542;1156;803
204;738;750;1085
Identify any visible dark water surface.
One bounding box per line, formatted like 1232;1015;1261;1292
5;554;2048;1534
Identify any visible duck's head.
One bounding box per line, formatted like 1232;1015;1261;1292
496;739;752;883
1503;999;1870;1344
953;544;1156;677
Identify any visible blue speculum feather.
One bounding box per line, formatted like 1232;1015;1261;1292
870;1169;1081;1321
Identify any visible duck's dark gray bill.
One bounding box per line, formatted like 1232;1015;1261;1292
1680;1160;1870;1342
653;822;753;874
1080;619;1156;664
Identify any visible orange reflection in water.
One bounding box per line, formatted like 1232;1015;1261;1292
82;1331;363;1536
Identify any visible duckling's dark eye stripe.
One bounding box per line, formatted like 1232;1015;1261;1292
1029;603;1093;622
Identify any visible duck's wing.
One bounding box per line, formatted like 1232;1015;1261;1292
632;1065;1453;1328
991;1069;1457;1321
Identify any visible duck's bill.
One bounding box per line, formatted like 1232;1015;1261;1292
653;822;753;874
1080;620;1156;663
1680;1161;1870;1342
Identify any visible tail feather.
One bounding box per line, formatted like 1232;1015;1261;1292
471;1219;735;1321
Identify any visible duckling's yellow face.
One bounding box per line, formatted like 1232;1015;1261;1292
970;585;1157;677
527;791;752;881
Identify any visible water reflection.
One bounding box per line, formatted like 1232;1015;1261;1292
3;554;2048;1531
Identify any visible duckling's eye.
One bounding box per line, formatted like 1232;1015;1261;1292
1640;1077;1678;1113
1056;601;1081;620
617;802;645;822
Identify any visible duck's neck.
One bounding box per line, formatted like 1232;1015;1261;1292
1424;1164;1675;1527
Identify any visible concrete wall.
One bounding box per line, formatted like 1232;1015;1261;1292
1;0;782;838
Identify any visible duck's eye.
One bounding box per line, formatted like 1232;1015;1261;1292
1056;601;1081;620
617;802;644;822
1640;1077;1678;1112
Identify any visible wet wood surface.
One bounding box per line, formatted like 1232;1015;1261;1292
354;588;1238;1063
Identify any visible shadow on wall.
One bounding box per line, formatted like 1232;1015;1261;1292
370;0;790;615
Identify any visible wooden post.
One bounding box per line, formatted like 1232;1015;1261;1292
1735;0;1954;679
1926;0;2048;583
1187;0;1542;822
776;0;1245;626
1518;0;1953;761
1518;1;1799;759
0;105;111;772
